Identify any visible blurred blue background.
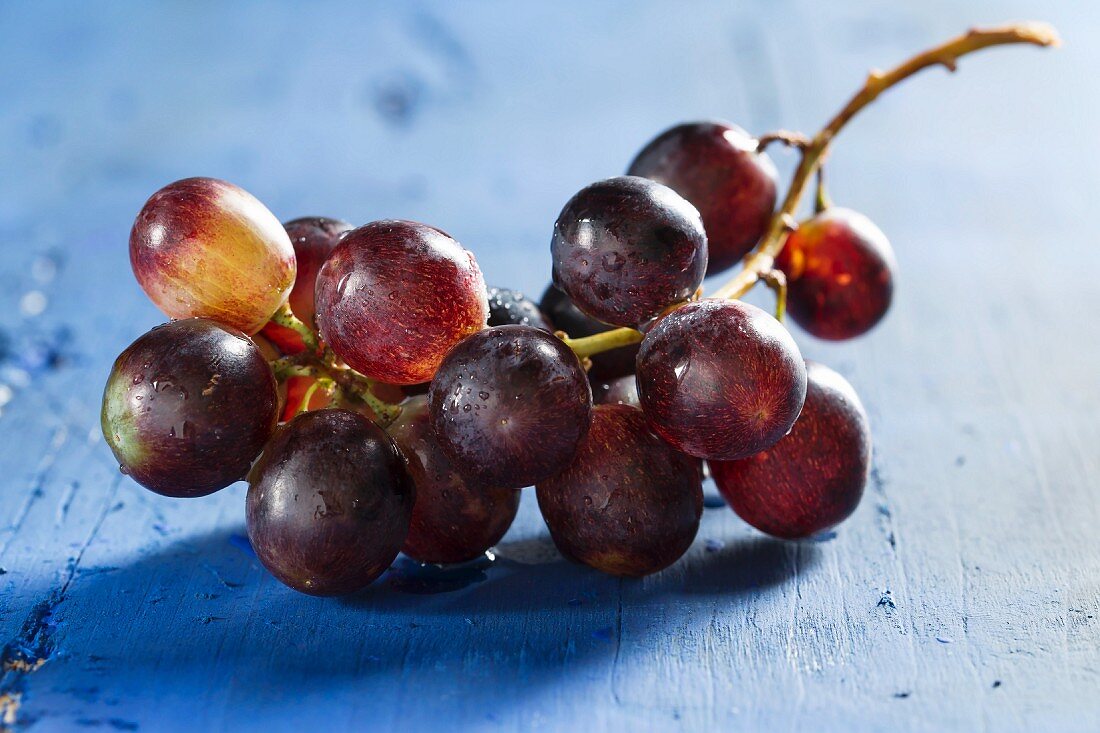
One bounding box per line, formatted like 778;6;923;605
0;1;1096;731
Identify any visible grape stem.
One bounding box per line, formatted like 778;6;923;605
270;354;402;426
564;21;1060;357
759;269;788;323
270;303;320;353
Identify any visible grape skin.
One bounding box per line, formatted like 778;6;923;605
636;299;807;461
389;396;520;564
101;318;278;498
710;361;871;538
315;220;488;385
247;409;415;596
428;325;592;489
536;404;703;577
551;176;707;327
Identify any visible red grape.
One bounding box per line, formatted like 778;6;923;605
627;122;778;274
101;318;279;497
710;361;870;538
315;220;488;384
389;396;520;564
428;325;592;489
536;404;703;577
129;177;296;334
261;216;352;353
775;207;896;340
246;409;414;596
487;287;553;331
539;284;639;381
551;176;707;326
636;299;806;460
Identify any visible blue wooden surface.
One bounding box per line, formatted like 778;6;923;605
0;1;1097;730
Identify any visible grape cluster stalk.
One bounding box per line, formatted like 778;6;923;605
102;23;1057;595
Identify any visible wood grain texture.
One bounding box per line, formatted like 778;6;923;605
0;1;1096;730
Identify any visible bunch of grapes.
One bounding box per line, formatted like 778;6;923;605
100;24;1056;596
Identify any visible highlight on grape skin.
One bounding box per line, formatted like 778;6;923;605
636;299;808;461
101;318;279;498
315;219;489;385
710;361;871;539
129;177;297;334
551;175;708;327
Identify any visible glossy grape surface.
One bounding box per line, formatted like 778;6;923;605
536;405;703;577
775;207;896;340
101;318;278;497
487;287;553;331
539;284;638;380
247;409;414;596
591;374;640;408
627;122;778;274
129;177;296;334
636;299;807;460
710;362;870;538
551;176;707;326
261;216;352;353
389;396;520;564
429;325;592;489
315;220;488;384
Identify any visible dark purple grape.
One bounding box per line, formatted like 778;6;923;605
536;404;702;577
775;207;896;340
129;177;296;334
551;176;707;327
627;121;778;274
101;318;278;498
539;284;638;380
486;287;553;331
246;409;414;596
428;325;592;489
710;362;870;539
636;299;806;460
389;396;520;564
261;216;352;353
315;220;488;384
591;374;639;408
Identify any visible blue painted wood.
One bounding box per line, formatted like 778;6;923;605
0;1;1097;730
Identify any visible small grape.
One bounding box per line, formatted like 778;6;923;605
551;176;707;326
101;318;278;497
536;404;703;577
428;325;592;489
487;287;553;331
247;409;414;596
636;299;807;460
389;396;520;564
261;216;352;353
591;374;639;408
775;207;896;340
627;121;778;274
710;362;870;538
315;220;488;384
129;177;296;334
